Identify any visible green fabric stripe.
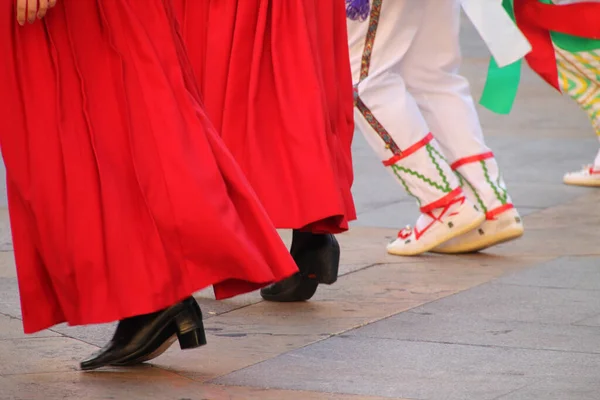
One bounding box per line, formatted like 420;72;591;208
479;0;524;115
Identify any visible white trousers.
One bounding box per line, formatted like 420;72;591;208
348;0;513;217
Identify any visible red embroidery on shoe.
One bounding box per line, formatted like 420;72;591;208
486;204;514;220
397;189;468;241
589;167;600;175
420;187;464;213
398;228;412;240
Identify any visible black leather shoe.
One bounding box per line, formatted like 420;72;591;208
80;297;206;371
260;231;340;302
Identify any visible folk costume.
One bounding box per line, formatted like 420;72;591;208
480;0;600;187
0;0;297;369
173;0;356;300
347;0;524;255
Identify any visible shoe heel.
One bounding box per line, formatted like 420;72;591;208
315;234;340;285
175;305;207;350
177;325;207;349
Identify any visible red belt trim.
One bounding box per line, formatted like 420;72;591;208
486;204;514;220
450;152;495;170
420;187;464;214
514;0;600;92
383;133;434;167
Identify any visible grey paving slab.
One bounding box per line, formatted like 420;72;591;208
193;288;264;317
0;368;206;400
0;337;96;375
0;314;58;341
46;290;268;348
459;11;489;59
0;278;22;319
349;310;600;354
399;282;600;325
215;256;600;399
1;373;394;400
475;86;595;133
495;378;600;400
484;137;600;185
575;314;600;328
0;251;16;279
496;256;600;290
213;335;600;400
0;209;12;251
500;182;591;209
505;207;542;218
0;163;5;208
47;323;114;348
350;134;412;216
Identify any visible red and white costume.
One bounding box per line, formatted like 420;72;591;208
347;0;524;255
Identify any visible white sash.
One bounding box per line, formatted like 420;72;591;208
460;0;532;67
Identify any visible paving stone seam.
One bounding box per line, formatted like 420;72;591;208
0;311;19;320
199;316;393;384
199;262;387;323
490;379;544;400
405;309;600;330
158;260;501;382
489;282;600;291
512;252;600;257
210;332;330;339
318;274;546;338
200;263;387;321
201;383;405;400
200;281;521;384
0;335;64;342
2;185;597;382
0;263;387;353
335;336;600;356
1;370;80;378
198;250;570;382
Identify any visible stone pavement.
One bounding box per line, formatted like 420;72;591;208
2;18;600;400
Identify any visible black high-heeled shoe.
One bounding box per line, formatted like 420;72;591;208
80;296;206;371
260;231;340;302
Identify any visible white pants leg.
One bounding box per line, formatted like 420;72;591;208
348;0;523;255
348;0;461;208
397;0;515;217
348;0;485;255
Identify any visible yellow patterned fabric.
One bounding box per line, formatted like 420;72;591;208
555;47;600;136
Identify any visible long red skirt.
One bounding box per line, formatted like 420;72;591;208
174;0;357;233
0;1;297;334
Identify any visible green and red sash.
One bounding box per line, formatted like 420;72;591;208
480;0;600;114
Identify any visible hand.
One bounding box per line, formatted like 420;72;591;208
16;0;57;26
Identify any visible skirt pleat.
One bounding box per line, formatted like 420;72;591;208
0;0;297;334
175;0;357;233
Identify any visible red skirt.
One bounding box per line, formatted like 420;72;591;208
0;1;297;334
174;0;357;233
